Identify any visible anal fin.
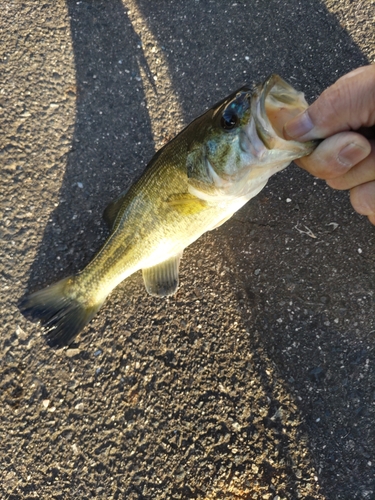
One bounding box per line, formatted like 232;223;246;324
142;253;182;297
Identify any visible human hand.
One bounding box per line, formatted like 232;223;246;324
284;65;375;225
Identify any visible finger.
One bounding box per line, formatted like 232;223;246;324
350;181;375;217
294;131;371;179
284;65;375;141
327;139;375;190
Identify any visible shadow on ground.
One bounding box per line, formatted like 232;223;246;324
23;0;155;291
22;0;374;498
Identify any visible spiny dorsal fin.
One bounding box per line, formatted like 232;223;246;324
103;187;130;230
142;253;182;297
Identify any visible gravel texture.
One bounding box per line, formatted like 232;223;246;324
1;1;375;499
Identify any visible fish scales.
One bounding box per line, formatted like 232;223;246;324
20;75;317;346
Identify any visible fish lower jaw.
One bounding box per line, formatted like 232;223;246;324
242;118;269;159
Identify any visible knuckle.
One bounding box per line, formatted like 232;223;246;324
350;183;375;215
309;137;351;179
327;177;346;189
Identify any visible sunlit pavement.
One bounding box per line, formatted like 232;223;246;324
1;1;375;498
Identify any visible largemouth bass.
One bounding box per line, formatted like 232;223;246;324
20;75;316;346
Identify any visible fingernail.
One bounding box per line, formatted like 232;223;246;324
284;110;314;140
337;142;369;168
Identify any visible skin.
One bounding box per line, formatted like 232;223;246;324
283;65;375;225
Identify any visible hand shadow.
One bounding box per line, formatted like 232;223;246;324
22;0;156;292
133;1;370;498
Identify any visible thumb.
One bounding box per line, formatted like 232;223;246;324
284;65;375;141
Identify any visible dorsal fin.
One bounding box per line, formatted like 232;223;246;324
103;187;130;230
142;253;182;297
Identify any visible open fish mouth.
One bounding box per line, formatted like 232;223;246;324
250;74;317;155
194;75;319;203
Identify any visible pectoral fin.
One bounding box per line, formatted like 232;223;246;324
167;193;207;215
142;253;182;297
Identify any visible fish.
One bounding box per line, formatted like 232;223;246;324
20;75;317;347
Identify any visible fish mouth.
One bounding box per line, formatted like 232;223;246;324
250;74;317;156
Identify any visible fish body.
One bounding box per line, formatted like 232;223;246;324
20;75;317;346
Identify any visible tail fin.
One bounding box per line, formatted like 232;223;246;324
19;277;103;347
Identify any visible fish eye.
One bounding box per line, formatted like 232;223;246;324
221;109;239;130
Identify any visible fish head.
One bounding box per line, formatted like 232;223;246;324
187;75;318;202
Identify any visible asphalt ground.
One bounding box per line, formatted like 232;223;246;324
1;1;375;499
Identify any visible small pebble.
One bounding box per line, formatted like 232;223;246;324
16;325;28;340
251;463;259;473
66;348;80;357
